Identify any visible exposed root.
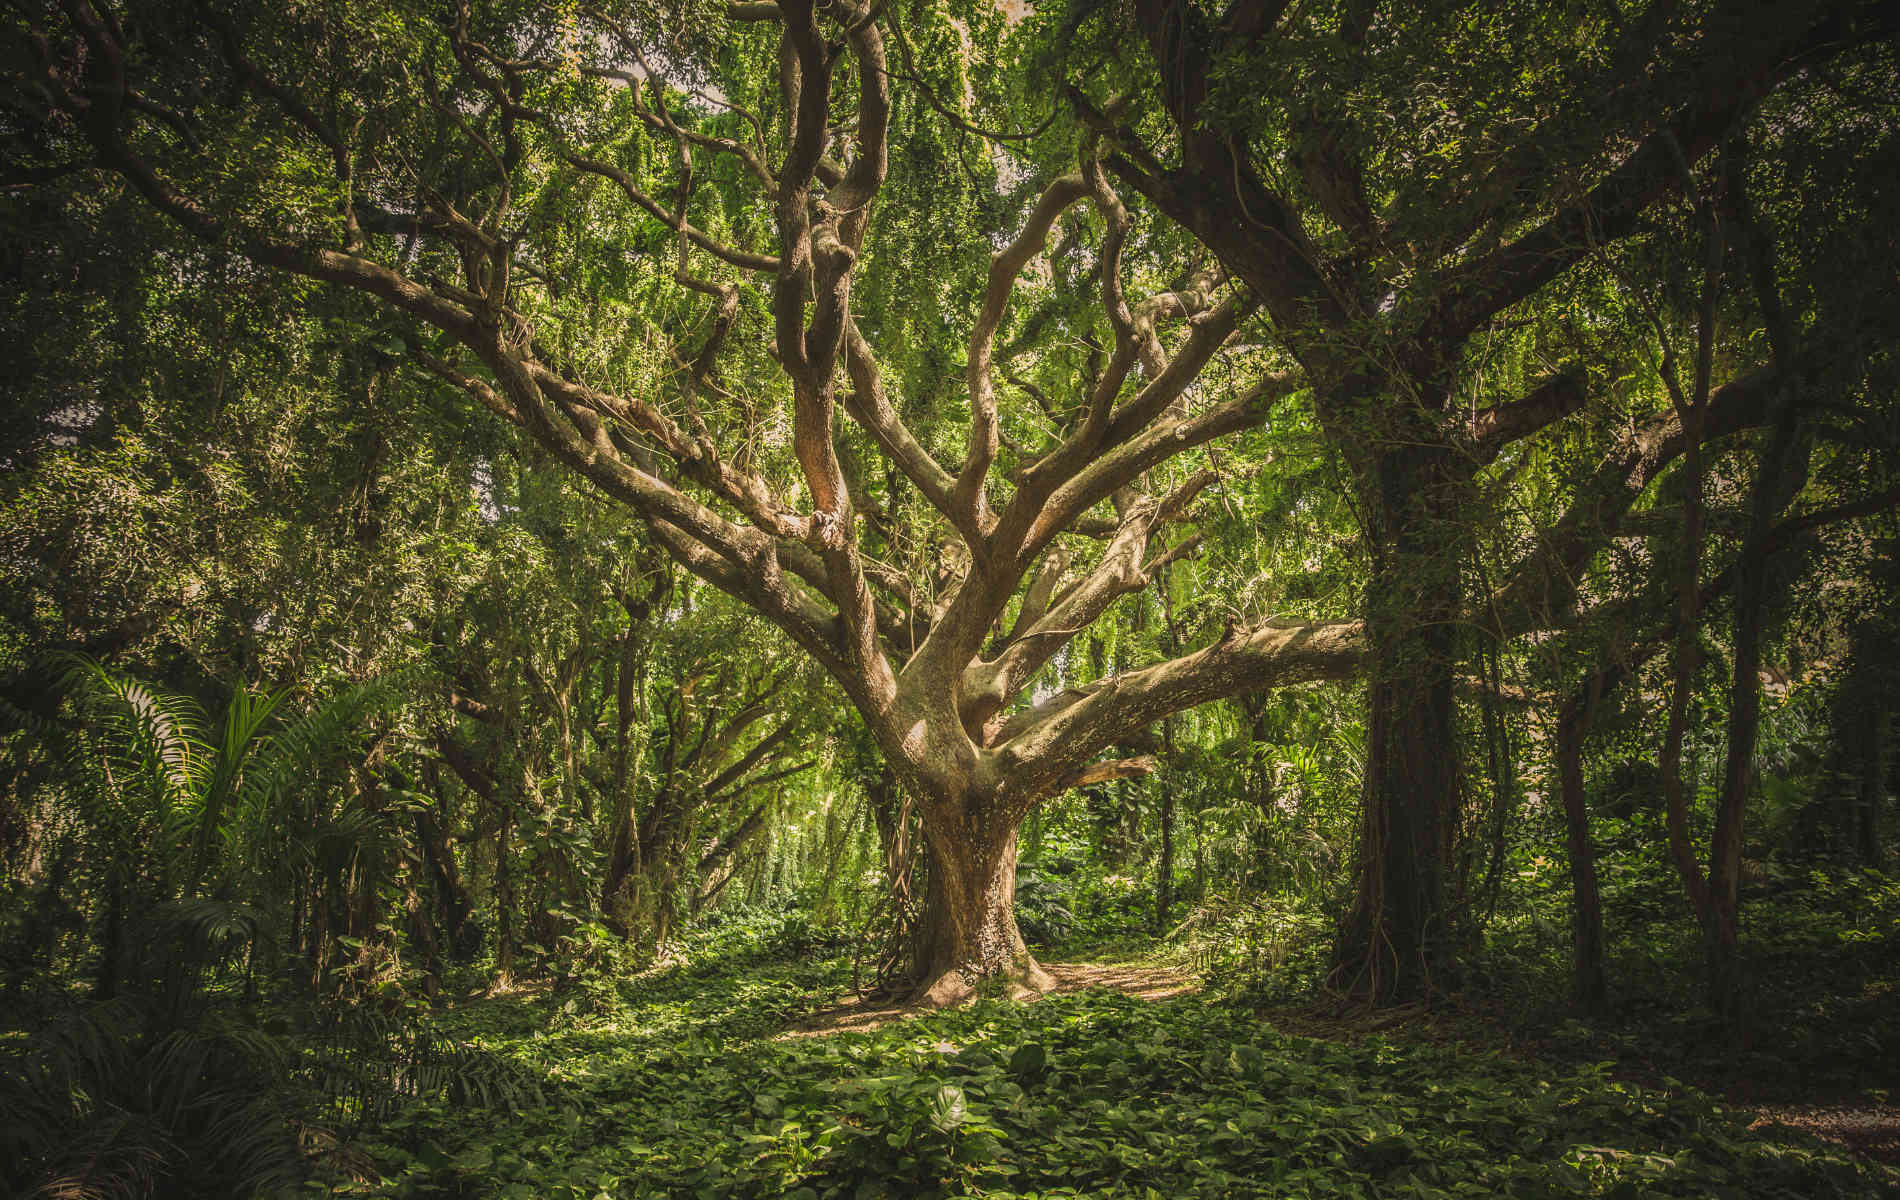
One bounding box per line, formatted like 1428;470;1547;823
911;955;1057;1008
781;962;1197;1038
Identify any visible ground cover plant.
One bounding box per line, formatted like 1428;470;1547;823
337;921;1897;1199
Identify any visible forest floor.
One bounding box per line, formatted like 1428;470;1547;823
334;917;1898;1198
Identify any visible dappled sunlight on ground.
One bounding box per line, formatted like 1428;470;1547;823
1749;1106;1900;1166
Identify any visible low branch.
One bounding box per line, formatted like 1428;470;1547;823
998;618;1365;800
1059;755;1158;790
1468;370;1587;465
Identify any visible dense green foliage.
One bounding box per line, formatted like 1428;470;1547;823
4;0;1900;1194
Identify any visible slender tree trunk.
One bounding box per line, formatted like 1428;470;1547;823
11;846;70;998
909;813;1051;1006
1856;703;1890;869
494;805;516;978
91;874;125;1001
1657;173;1735;1014
1557;696;1608;1015
1156;783;1175;931
1156;718;1175;931
401;863;443;995
1710;386;1807;1016
1192;802;1208;900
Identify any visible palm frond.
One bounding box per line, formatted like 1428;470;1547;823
239;673;409;816
52;653;211;835
182;687;288;896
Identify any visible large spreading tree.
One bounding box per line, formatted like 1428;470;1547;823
8;0;1895;1002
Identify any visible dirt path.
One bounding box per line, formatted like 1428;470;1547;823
1746;1106;1900;1166
779;962;1198;1038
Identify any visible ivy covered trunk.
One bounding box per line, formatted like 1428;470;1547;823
908;816;1052;1006
1334;441;1467;1002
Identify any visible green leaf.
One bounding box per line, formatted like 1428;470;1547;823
929;1084;967;1133
1008;1042;1048;1078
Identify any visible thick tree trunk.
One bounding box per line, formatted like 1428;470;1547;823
1333;443;1466;1003
599;797;645;929
1335;629;1461;1001
908;819;1052;1006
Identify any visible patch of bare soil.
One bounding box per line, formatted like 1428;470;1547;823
778;962;1198;1039
1747;1105;1900;1166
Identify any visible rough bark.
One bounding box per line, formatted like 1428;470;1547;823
908;817;1053;1005
1335;620;1462;1001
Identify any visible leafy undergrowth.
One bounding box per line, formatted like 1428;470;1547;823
340;930;1897;1198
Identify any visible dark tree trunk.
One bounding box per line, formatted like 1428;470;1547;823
1709;414;1808;1016
598;812;642;930
415;806;473;955
10;845;71;998
91;875;126;1001
1557;698;1608;1015
602;789;680;943
401;864;443;994
908;816;1051;1006
1333;442;1467;1003
1855;703;1890;870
